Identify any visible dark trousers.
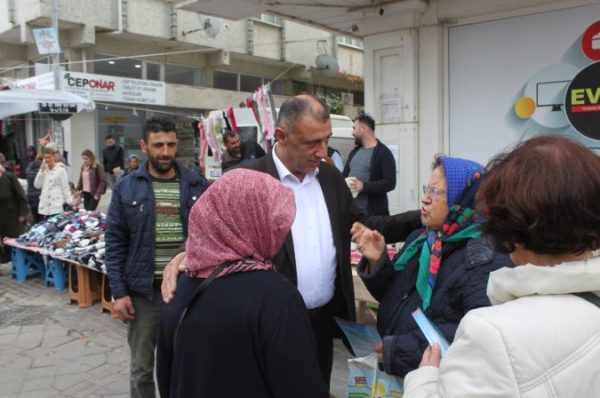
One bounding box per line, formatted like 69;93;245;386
128;285;162;398
28;204;43;224
309;306;336;389
82;192;99;211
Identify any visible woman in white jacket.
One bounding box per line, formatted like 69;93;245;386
403;135;600;398
34;144;72;217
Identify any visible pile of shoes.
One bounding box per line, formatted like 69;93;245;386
18;210;108;272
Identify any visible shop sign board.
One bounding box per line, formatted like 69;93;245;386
61;72;166;105
10;72;166;106
38;103;77;114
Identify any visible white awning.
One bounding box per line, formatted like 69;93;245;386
0;89;95;119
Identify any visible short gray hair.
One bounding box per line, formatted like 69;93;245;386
276;95;330;132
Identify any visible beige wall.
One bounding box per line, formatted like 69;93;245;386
284;21;332;67
253;21;281;60
337;45;363;76
63;111;96;183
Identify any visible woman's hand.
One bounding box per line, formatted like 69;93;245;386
419;344;441;368
351;222;386;267
375;342;384;363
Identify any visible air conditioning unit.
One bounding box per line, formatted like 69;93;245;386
341;92;354;105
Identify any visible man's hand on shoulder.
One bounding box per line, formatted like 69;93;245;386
114;296;136;321
161;251;187;303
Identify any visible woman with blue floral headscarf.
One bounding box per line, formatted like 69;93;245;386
352;155;513;377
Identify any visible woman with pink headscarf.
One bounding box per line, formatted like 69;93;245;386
156;169;328;398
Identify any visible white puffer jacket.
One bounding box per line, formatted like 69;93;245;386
404;255;600;398
34;162;72;216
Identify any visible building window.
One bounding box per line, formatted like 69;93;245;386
292;80;309;95
165;64;204;86
94;54;142;79
265;79;285;95
213;70;238;91
240;74;262;93
147;63;161;81
353;90;364;106
258;14;282;26
336;36;363;49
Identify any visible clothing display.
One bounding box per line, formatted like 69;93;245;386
16;210;108;272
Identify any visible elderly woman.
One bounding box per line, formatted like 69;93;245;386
77;149;106;211
403;136;600;397
34;143;72;217
156;169;328;398
352;156;513;377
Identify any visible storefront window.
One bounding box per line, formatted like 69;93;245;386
94;54;142;79
240;74;262;93
165;64;204;86
147;63;161;81
264;79;285;95
213;71;238;91
96;107;146;161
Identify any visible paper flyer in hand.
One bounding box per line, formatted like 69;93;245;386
335;317;382;358
411;307;450;356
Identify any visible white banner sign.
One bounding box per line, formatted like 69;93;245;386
10;72;55;90
61;72;166;105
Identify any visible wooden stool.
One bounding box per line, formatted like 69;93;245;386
100;273;117;318
67;263;101;308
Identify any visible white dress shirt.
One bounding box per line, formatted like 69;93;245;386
272;146;337;309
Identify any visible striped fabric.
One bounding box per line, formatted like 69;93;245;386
152;179;184;278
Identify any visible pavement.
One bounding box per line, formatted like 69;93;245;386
0;261;353;398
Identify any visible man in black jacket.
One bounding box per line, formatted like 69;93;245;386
344;114;396;216
102;134;125;188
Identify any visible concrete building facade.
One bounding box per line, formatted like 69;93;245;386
176;0;600;214
0;0;364;180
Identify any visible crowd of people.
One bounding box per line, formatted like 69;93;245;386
1;93;599;397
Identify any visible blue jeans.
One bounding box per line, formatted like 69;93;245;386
128;287;162;398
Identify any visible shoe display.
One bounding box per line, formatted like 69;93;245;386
17;210;108;271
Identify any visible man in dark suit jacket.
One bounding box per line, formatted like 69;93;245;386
162;95;422;389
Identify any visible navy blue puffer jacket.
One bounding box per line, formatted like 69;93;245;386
105;161;208;300
358;228;513;377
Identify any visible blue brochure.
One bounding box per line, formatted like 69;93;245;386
411;307;450;356
335;318;382;358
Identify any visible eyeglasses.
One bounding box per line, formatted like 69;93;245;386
422;184;446;200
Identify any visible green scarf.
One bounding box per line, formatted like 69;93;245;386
393;224;482;310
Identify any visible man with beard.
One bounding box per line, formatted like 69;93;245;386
105;116;208;398
221;129;266;172
343;114;396;216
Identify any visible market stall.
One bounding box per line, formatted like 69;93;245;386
3;209;115;315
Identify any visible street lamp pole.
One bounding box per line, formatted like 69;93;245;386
50;0;64;151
